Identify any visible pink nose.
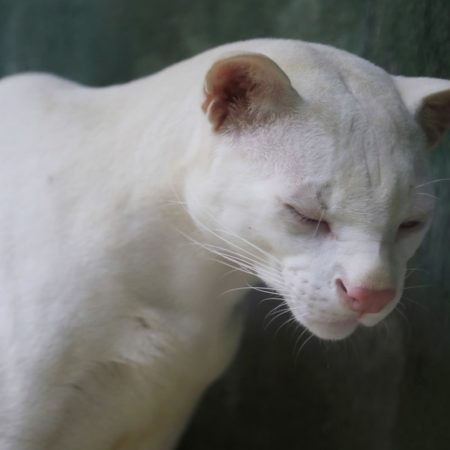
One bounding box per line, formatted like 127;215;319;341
336;279;396;314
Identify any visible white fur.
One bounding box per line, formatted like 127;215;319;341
0;39;448;449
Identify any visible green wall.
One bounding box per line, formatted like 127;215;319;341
1;1;449;449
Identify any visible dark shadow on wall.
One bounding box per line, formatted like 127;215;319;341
0;1;449;449
179;280;450;450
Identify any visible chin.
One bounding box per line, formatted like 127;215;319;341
302;317;359;340
358;306;396;327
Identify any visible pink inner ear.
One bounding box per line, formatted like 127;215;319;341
202;53;298;132
419;89;450;146
202;61;259;131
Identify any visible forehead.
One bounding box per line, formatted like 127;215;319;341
245;103;432;215
256;106;422;173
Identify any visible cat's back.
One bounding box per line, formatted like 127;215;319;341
0;73;107;156
0;71;77;106
0;72;88;130
0;73;148;290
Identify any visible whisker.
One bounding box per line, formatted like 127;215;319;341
202;245;268;273
295;332;314;362
191;236;285;287
201;243;284;282
216;226;280;264
403;284;433;290
223;257;283;288
190;203;280;264
261;297;282;304
402;296;428;312
405;267;428;280
415;178;450;189
265;301;288;318
202;239;272;268
260;297;285;305
264;307;291;330
220;268;243;280
275;315;298;336
206;257;259;279
221;284;279;297
212;251;283;285
415;192;439;200
177;229;283;285
312;209;325;238
394;305;410;327
174;213;274;273
183;236;267;270
293;326;309;356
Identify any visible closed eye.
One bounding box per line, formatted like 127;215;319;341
284;204;330;232
398;220;423;231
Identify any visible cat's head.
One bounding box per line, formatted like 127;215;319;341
186;47;450;340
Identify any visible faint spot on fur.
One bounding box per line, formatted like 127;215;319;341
134;316;150;329
70;383;84;393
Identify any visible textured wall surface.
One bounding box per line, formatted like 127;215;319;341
0;1;449;449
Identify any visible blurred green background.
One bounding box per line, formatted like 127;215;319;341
1;1;449;449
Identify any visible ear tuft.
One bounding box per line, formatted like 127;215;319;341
202;53;299;132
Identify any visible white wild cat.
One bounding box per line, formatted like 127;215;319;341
0;38;449;449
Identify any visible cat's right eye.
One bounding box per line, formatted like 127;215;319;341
398;220;423;231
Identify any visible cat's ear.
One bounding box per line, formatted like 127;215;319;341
202;53;300;132
394;76;450;147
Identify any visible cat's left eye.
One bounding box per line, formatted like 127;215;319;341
285;204;330;232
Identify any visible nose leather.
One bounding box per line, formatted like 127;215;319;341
344;286;395;314
336;279;395;314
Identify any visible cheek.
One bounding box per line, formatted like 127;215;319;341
218;207;249;234
397;231;428;261
214;179;278;231
221;206;295;258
